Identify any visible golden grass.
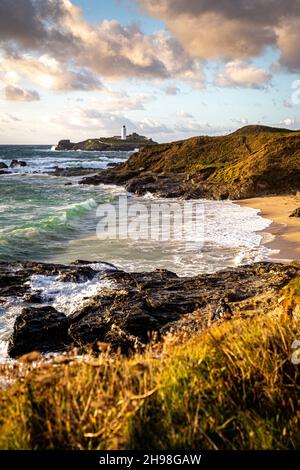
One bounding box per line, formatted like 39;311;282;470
124;127;300;194
0;310;299;450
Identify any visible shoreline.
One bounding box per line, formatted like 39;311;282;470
237;194;300;263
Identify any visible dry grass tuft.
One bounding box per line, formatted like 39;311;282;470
0;309;300;450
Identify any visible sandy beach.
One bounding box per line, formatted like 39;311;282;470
238;194;300;262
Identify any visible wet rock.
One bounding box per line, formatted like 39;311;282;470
290;207;300;217
4;260;300;358
10;160;27;168
79;168;140;186
107;162;119;168
23;292;43;304
8;306;70;358
0;162;8;169
48;167;99;177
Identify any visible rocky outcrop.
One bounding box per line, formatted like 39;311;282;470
10;160;27;168
2;260;300;358
0;162;8;169
55;134;158;152
290;207;300;217
8;306;69;358
48;167;101;178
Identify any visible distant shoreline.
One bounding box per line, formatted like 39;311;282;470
237;194;300;262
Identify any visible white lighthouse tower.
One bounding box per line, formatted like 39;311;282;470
121;125;127;140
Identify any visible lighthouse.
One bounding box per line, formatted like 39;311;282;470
121;125;127;140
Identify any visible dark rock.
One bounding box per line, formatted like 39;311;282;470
0;162;8;169
4;260;300;358
8;306;70;358
48;167;99;177
55;139;73;150
79;168;140;186
0;170;10;175
290;207;300;217
10;160;27;168
23;292;43;304
107;162;119;168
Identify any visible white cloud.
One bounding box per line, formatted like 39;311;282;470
279;117;297;127
0;54;103;92
138;118;173;134
176;110;193;118
215;60;271;89
91;90;155;113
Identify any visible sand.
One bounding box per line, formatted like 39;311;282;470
237;194;300;262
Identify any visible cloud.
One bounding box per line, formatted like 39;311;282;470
230;118;249;125
215;60;271;89
175;110;193;118
0;112;22;123
0;0;204;91
279;117;297;127
0;53;103;92
138;0;300;71
139;118;173;134
46;104;173;141
164;85;181;95
92;90;155;113
4;84;40;101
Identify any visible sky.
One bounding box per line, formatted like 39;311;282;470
1;0;300;144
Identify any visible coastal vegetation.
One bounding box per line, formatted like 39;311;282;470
90;125;300;200
0;294;299;450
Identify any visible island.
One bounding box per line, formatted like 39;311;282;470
55;128;158;151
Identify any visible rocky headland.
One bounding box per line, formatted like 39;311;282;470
77;125;300;200
2;260;299;358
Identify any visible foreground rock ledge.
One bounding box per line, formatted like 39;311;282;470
0;260;299;358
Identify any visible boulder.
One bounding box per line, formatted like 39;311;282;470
8;306;70;358
0;162;8;169
106;162;119;168
10;160;27;168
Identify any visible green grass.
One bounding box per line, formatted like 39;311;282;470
0;306;299;450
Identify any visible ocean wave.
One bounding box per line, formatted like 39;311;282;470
30;273;115;316
0;198;98;243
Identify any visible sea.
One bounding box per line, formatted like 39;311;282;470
0;144;273;360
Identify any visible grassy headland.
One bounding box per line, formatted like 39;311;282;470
112;125;300;199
